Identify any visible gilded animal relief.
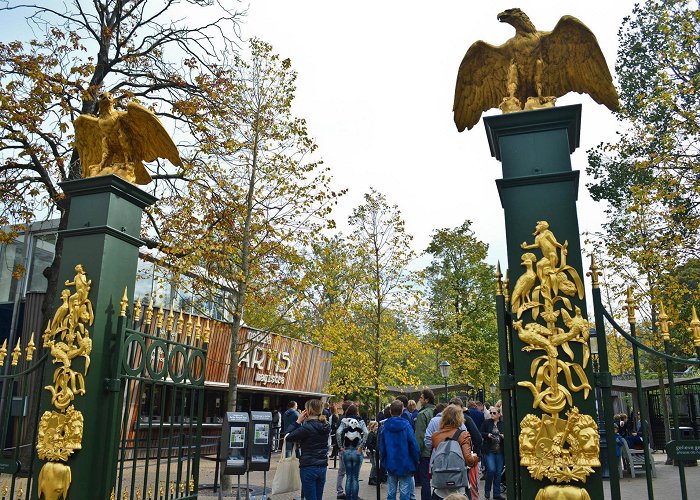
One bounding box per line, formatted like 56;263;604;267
520;408;600;483
38;264;95;498
74;92;183;185
36;406;84;461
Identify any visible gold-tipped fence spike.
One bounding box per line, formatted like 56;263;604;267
120;287;129;317
145;296;154;325
656;302;673;342
134;296;142;323
2;483;7;496
159;481;164;497
625;287;637;325
0;339;6;367
110;487;115;500
203;318;211;344
504;269;511;304
587;254;602;289
170;481;175;495
180;480;185;493
135;486;142;500
147;483;153;500
195;315;202;342
688;306;700;347
186;309;194;339
189;475;195;492
16;486;23;500
123;491;128;500
26;332;36;361
177;309;184;339
43;320;52;347
166;300;175;332
11;338;21;366
156;304;165;330
495;261;503;295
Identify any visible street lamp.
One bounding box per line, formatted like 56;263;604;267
489;383;496;403
439;361;451;402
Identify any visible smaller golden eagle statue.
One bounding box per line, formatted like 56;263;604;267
74;92;183;184
453;8;620;132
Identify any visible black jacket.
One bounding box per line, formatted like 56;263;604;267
480;419;504;455
286;419;331;468
463;413;483;457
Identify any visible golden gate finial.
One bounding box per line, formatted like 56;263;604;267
587;254;602;289
496;261;503;295
688;306;700;348
120;287;129;317
656;302;673;342
625;287;637;325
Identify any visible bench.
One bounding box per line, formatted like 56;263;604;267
620;437;656;478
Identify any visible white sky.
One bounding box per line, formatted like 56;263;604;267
237;0;638;270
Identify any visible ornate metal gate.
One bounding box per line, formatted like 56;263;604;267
0;335;44;498
112;297;209;499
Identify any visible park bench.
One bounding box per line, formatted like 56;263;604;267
620;437;656;478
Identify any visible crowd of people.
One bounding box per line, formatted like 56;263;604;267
280;389;505;500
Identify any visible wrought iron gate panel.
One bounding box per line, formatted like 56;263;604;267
0;341;46;499
114;304;209;500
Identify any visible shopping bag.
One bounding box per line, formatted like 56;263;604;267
271;436;301;495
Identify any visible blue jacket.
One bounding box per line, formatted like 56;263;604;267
379;416;420;476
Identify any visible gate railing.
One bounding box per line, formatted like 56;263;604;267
0;334;46;499
113;297;209;500
590;256;700;500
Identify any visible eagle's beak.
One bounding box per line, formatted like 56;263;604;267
497;12;508;22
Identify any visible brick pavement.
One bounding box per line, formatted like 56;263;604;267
194;450;700;499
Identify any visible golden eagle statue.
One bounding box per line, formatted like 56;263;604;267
453;8;620;132
74;92;183;184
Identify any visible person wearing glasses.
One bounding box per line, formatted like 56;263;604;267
480;407;504;500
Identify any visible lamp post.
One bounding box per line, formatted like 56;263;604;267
439;361;451;402
489;382;496;403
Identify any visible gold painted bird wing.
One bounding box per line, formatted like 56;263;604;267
73;114;101;178
453;40;511;132
539;16;620;111
121;102;184;182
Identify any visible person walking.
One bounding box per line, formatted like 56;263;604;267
336;400;352;498
336;404;369;500
284;399;331;500
366;421;380;485
414;389;436;500
380;400;420;500
480;407;504;500
430;405;479;500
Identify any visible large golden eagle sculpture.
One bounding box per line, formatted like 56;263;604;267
453;8;620;132
74;92;183;184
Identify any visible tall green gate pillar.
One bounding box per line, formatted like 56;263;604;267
32;175;156;499
485;105;606;499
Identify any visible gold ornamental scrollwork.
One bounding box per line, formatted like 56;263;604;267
37;264;94;499
511;221;599;484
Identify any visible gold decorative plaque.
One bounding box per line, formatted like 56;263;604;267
37;264;94;498
535;484;592;500
512;221;599;484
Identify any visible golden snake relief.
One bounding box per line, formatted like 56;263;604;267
38;264;94;499
512;221;591;415
511;222;599;484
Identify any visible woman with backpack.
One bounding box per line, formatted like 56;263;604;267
430;405;479;500
284;399;331;500
336;404;369;500
480;406;505;500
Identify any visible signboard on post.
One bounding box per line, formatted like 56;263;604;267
667;440;700;461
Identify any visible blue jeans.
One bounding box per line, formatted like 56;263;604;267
387;474;413;500
484;452;504;497
343;447;363;500
299;466;326;500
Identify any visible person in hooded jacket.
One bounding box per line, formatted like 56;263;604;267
336;404;369;500
285;399;331;500
379;400;420;500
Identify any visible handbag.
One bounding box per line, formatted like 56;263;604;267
271;436;301;495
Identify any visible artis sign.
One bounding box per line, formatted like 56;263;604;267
238;329;292;386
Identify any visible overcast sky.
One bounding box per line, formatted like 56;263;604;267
235;0;638;270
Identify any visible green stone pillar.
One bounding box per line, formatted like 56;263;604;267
32;175;156;499
485;105;604;499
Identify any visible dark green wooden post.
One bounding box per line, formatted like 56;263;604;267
484;105;604;499
32;175;156;499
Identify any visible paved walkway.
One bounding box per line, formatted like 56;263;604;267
196;451;700;499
